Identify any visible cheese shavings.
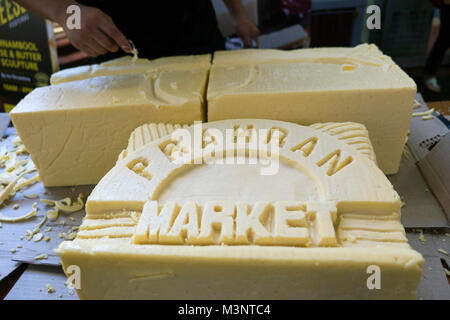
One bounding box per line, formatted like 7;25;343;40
14;174;39;192
46;284;55;293
0;202;38;222
422;114;434;120
34;253;48;260
65;232;77;240
11;136;22;147
23;193;39;199
0;173;24;205
34;215;47;230
418;230;426;243
41;194;84;213
15;145;27;155
46;207;59;221
412;108;434;117
33;233;44;242
131;47;139;64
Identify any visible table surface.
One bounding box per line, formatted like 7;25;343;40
0;100;449;300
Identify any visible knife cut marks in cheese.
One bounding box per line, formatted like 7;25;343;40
50;54;211;85
207;44;417;174
56;119;423;300
10;56;210;186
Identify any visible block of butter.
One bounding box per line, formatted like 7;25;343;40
207;44;417;174
50;54;211;85
56;119;423;299
10;59;209;186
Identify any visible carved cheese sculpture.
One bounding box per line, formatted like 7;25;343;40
10;56;210;186
50;54;211;85
56;119;423;299
207;44;417;174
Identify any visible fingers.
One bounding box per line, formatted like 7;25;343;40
252;28;260;48
237;19;260;48
242;34;252;48
99;14;131;53
78;43;100;57
93;29;119;52
87;36;108;55
64;6;130;57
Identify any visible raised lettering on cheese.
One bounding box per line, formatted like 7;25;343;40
56;119;423;300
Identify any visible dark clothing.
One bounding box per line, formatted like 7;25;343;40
77;0;225;62
430;0;450;9
425;5;450;76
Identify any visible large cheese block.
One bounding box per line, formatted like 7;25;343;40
10;60;209;186
50;54;211;85
207;44;417;174
56;119;423;299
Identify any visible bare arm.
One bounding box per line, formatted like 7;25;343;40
223;0;259;47
15;0;132;57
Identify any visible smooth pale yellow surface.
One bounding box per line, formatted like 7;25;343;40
50;54;211;84
207;44;417;174
57;242;423;299
56;119;423;299
11;65;209;186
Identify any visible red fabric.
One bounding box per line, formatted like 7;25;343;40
280;0;312;15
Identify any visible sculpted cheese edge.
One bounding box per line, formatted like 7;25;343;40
56;119;423;299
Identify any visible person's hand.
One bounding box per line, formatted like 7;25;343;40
57;5;132;57
235;16;259;48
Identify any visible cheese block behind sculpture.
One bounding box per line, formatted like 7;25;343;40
50;54;211;85
10;63;209;186
56;119;423;299
207;44;417;174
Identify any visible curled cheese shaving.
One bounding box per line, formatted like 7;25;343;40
131;47;139;64
12;136;22;147
412;108;434;117
34;253;48;260
35;215;47;229
65;232;77;240
33;233;44;242
24;193;39;199
0;202;38;222
14;174;40;192
42;194;84;213
46;207;59;221
16;145;27;155
0;173;24;206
